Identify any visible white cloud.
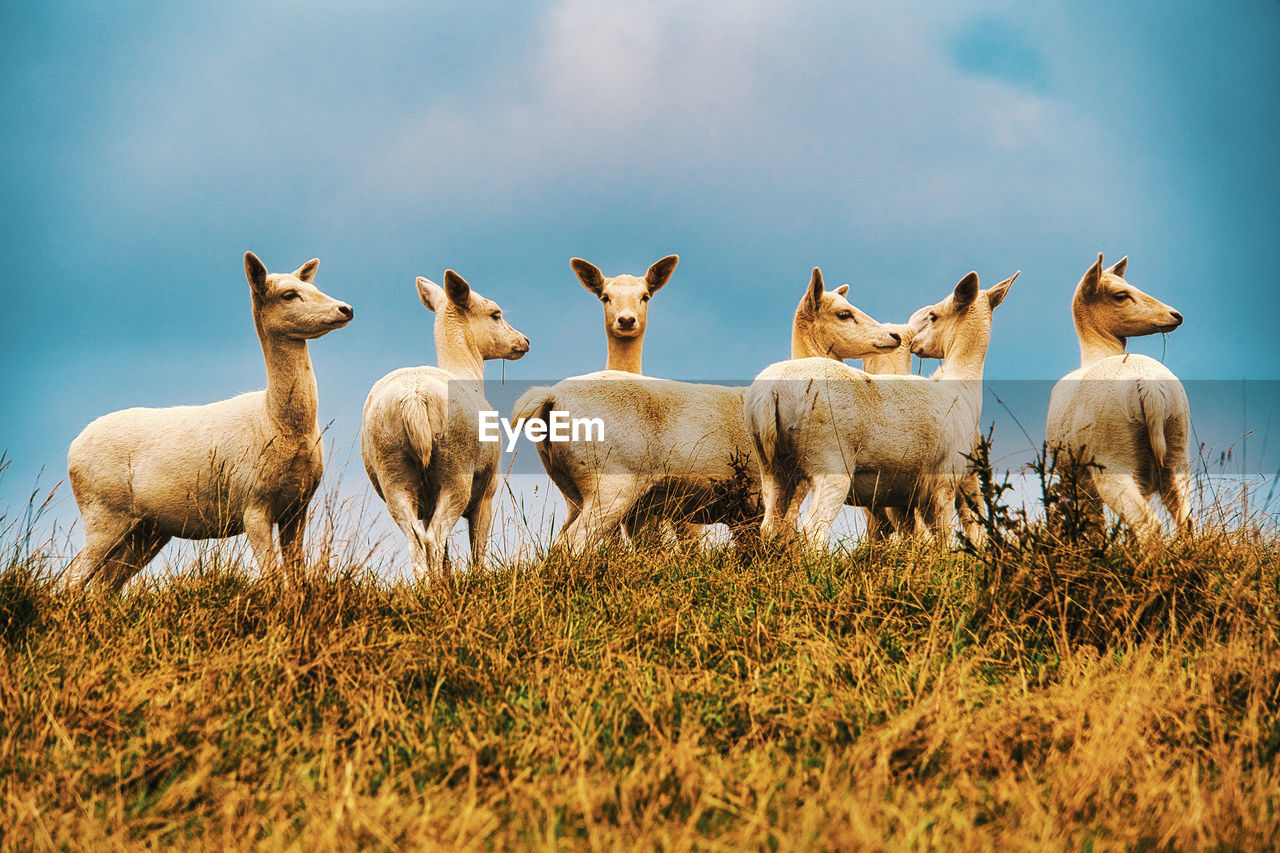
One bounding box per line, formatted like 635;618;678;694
349;0;1120;241
65;1;1124;247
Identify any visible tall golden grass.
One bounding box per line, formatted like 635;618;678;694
1;449;1277;850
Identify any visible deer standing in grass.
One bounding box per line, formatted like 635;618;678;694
515;266;902;555
858;307;929;539
746;270;1017;547
513;256;681;545
858;305;987;542
1046;254;1190;541
362;271;530;579
65;252;353;592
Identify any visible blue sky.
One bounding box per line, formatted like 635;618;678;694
2;1;1278;530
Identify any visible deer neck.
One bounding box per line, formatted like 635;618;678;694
605;334;644;374
436;316;486;387
1073;308;1127;368
938;339;985;433
258;331;320;437
790;317;838;360
939;325;989;382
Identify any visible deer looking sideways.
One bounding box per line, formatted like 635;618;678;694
1046;254;1190;542
64;253;353;592
362;271;530;578
745;269;1017;547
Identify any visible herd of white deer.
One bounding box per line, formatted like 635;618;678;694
62;250;1190;591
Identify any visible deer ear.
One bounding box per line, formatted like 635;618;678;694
416;276;445;313
835;284;850;297
953;271;980;306
986;270;1020;310
571;258;606;296
442;270;472;308
245;251;268;298
1080;253;1105;298
294;259;319;283
1105;255;1128;278
806;267;824;311
645;254;679;294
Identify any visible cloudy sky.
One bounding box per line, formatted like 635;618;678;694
2;1;1277;537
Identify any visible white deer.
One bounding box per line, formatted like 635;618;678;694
858;309;928;539
858;306;988;542
515;267;902;554
576;254;677;374
362;271;529;578
1046;254;1190;541
64;252;353;591
746;270;1017;547
512;255;681;544
571;254;686;543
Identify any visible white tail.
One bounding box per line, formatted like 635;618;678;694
745;381;817;470
1131;377;1176;467
399;392;446;476
512;385;555;424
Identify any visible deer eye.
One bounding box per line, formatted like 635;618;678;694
928;312;938;323
491;311;502;321
835;310;853;321
1112;292;1131;302
600;295;610;304
280;291;301;302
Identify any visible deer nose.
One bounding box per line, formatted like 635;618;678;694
616;314;637;330
337;304;353;320
1169;311;1182;325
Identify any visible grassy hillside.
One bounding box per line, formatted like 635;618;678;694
1;466;1278;849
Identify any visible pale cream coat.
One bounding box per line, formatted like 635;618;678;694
362;271;529;578
745;271;1017;546
1046;255;1190;540
514;267;902;554
65;253;353;591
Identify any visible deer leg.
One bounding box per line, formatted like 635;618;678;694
557;479;647;556
63;511;137;591
423;487;470;582
863;507;893;542
465;478;498;569
277;507;308;576
1159;461;1194;537
242;503;280;578
102;524;170;594
800;473;852;550
377;484;429;578
760;469;801;540
921;485;959;547
1093;471;1162;543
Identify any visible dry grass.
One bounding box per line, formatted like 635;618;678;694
1;457;1278;850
